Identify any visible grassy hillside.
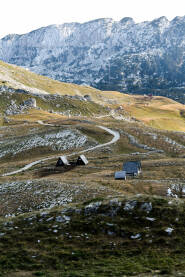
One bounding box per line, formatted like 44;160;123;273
0;114;185;276
0;60;106;100
1;60;185;276
121;96;185;131
0;92;109;126
1;195;185;276
0;60;185;131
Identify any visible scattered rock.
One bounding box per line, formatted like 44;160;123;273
84;94;92;101
124;200;137;211
3;116;9;123
131;233;141;239
140;202;152;213
165;227;174;235
23;98;37;108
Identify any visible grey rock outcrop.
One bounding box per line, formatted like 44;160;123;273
84;95;92;101
5;97;37;116
23;98;36;108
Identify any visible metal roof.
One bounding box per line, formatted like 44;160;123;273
123;161;141;174
115;171;126;180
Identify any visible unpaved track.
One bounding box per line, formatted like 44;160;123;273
1;124;120;177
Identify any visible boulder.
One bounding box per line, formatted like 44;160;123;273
84;94;92;101
23;98;37;108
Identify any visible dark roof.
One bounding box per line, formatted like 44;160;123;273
115;171;126;180
123;161;141;174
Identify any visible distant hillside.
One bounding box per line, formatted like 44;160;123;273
1;17;185;103
0;60;185;131
0;60;103;99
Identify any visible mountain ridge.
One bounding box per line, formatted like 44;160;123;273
1;16;185;103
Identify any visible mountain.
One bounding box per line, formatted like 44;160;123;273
1;16;185;103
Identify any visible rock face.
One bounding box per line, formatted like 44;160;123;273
1;16;185;102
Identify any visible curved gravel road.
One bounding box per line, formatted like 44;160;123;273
1;124;120;177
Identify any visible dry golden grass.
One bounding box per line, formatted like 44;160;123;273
122;96;185;131
9;109;64;123
1;59;185;131
0;60;108;103
1;116;184;200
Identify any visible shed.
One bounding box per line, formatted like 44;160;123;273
115;171;126;180
123;161;141;176
76;155;88;165
56;155;70;167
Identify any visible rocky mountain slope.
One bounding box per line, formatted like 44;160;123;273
1;16;185;103
0;60;185;132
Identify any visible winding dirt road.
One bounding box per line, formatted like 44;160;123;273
2;124;120;177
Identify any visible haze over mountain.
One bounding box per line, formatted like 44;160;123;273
0;16;185;104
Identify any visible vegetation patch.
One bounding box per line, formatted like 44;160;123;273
0;196;185;276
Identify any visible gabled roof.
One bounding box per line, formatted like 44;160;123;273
57;155;70;166
76;154;88;165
